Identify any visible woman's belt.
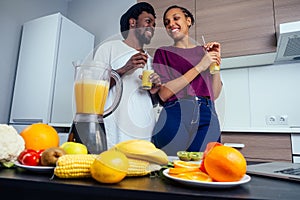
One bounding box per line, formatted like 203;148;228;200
184;95;211;105
164;96;211;107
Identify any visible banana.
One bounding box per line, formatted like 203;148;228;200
111;140;169;165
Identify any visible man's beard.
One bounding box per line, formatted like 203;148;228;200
135;28;153;45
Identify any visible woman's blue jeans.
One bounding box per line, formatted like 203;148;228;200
151;96;221;156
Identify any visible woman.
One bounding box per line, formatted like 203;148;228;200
151;5;223;155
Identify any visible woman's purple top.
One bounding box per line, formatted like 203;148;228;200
153;45;214;102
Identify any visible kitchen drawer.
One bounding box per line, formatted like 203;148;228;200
293;156;300;163
291;134;300;154
221;132;292;162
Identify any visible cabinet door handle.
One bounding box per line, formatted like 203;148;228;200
224;143;245;149
12;118;43;124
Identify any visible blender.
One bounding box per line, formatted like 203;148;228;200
68;60;122;154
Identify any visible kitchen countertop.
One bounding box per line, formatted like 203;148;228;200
222;127;300;133
1;164;300;200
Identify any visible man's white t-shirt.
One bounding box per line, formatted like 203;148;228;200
94;40;156;149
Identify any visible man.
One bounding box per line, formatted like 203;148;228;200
94;2;160;149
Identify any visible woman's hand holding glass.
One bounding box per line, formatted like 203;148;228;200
195;51;220;73
204;42;221;74
149;72;161;88
204;42;221;53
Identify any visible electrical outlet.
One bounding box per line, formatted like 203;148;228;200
278;115;288;125
266;115;277;125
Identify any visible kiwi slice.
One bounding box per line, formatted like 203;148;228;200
189;152;203;161
176;151;203;161
177;151;191;161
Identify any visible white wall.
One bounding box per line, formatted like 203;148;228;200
216;68;251;130
67;0;136;47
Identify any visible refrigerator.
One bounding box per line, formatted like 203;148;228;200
9;13;95;136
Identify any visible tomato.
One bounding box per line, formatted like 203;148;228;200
18;149;36;162
200;142;223;173
36;149;44;157
18;149;42;166
36;149;45;165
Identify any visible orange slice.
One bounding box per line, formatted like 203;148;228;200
172;171;213;182
173;160;200;169
168;167;200;175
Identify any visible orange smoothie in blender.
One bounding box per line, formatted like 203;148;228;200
75;80;109;115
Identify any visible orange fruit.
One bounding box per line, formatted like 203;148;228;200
20;123;59;151
204;145;247;182
200;142;223;173
173;160;200;169
90;150;129;184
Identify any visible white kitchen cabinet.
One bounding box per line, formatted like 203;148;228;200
9;13;95;130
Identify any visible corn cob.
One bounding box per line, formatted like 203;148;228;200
54;154;161;178
127;158;162;177
54;154;97;178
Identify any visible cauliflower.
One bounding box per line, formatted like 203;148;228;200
0;124;25;167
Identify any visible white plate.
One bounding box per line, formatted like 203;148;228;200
163;168;251;188
14;161;54;173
